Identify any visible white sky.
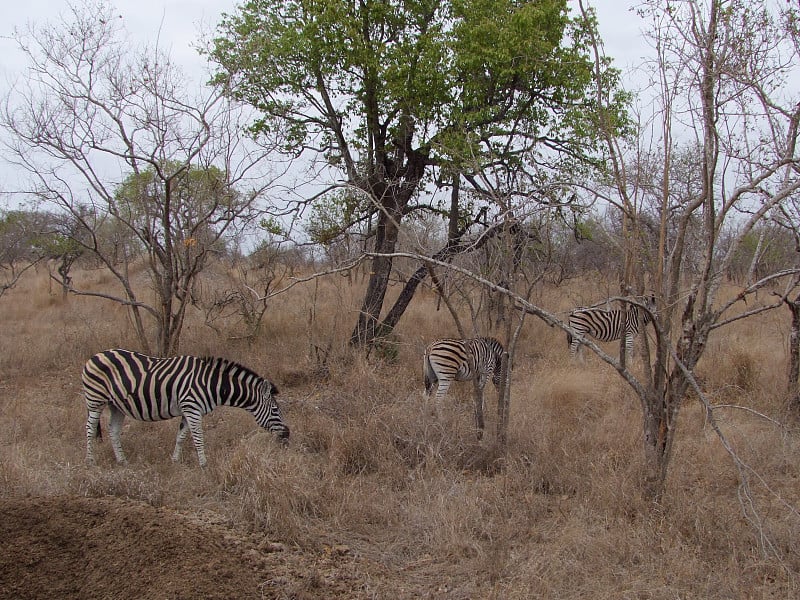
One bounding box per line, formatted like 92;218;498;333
1;1;647;80
0;0;649;203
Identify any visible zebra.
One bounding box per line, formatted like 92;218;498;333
83;349;289;467
566;295;656;361
423;337;505;436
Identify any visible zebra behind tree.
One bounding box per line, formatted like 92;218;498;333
423;337;505;436
83;349;289;467
566;295;656;362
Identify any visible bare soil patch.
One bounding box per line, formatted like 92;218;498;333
0;495;384;600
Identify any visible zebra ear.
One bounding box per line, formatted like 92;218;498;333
270;383;279;396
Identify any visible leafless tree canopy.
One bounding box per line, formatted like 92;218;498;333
0;0;287;354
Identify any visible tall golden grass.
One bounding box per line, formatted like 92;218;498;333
1;263;798;597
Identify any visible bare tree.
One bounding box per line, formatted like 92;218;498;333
576;0;800;511
0;0;285;355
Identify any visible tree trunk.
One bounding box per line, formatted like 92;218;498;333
643;292;705;500
786;296;800;413
495;351;511;450
350;209;400;347
642;396;669;500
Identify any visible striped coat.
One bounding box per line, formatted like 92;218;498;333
423;337;505;404
567;296;655;361
83;349;289;466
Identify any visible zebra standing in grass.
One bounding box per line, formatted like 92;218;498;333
83;349;289;467
566;295;656;361
423;337;505;436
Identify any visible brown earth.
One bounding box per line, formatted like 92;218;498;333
0;495;391;600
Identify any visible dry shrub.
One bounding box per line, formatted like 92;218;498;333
729;348;759;392
328;422;394;476
292;406;337;455
512;360;641;501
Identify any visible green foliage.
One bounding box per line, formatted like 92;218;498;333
210;0;630;346
0;210;84;263
370;323;401;363
306;190;370;246
0;211;37;263
573;218;596;242
113;161;238;255
31;232;82;259
259;217;285;237
211;0;627;172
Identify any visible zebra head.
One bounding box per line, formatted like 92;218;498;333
253;379;290;444
639;293;657;325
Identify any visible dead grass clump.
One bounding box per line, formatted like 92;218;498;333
511;363;639;499
729;348;759;392
0;446;74;497
328;423;396;476
218;443;323;546
292;406;337;455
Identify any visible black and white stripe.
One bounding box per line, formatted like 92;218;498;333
566;296;655;360
423;337;505;405
83;349;289;466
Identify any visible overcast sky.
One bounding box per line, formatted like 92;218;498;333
1;1;649;80
0;1;651;201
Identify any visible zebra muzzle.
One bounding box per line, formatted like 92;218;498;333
276;427;290;445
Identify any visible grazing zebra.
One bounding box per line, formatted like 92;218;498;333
566;295;656;361
423;337;505;402
423;337;505;436
83;349;289;467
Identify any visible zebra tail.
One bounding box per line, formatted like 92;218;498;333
423;354;437;395
566;331;573;348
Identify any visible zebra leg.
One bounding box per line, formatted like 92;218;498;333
433;378;452;415
625;331;634;362
172;418;190;463
85;408;103;465
107;404;128;465
182;412;208;467
569;338;583;363
473;378;485;440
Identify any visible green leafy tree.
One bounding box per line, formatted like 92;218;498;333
210;0;625;348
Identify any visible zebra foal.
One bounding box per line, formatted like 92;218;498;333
83;349;289;467
566;295;656;361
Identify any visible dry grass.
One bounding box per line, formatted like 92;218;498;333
1;265;799;597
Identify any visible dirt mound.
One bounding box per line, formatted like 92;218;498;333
0;495;369;600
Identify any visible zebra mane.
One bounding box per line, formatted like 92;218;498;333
480;336;504;350
200;356;265;383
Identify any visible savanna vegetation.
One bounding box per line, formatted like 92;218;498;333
1;262;798;598
2;0;800;597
